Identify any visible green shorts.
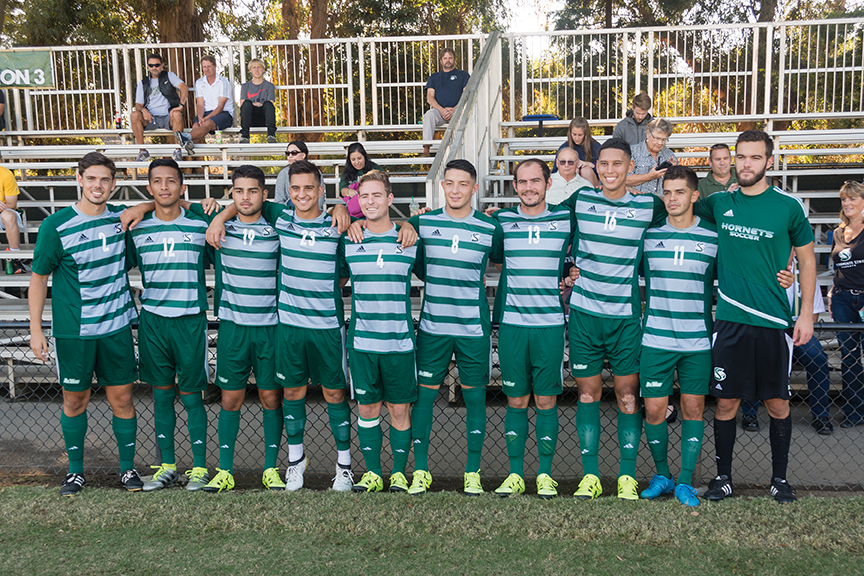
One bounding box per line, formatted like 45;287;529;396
497;324;564;398
138;310;209;393
276;324;347;390
640;347;711;398
348;350;417;405
54;326;137;392
215;321;278;391
569;309;641;378
416;330;491;388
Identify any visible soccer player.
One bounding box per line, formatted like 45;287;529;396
406;159;503;496
127;158;212;492
697;129;816;504
492;158;574;499
29;152;142;495
340;170;419;493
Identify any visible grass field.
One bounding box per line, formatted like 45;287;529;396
1;483;863;576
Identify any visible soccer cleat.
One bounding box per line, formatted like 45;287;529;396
202;469;235;493
494;473;525;497
331;466;354;492
389;472;409;493
267;135;278;144
770;477;796;504
120;469;144;492
741;414;760;432
407;470;432;495
675;484;700;507
172;148;183;163
142;464;178;492
284;457;308;492
239;137;250;144
185;467;210;491
703;474;734;501
463;471;483;496
536;473;558;499
352;471;383;493
640;474;675;500
617;475;639;500
60;473;85;496
135;150;150;162
262;467;286;491
573;473;602;500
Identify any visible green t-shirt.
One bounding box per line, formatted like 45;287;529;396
698;172;737;197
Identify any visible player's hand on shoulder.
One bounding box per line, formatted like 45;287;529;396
346;219;366;244
412;206;432;217
776;265;794;289
120;204;150;230
397;221;418;248
331;204;351;234
484;206;500;216
206;221;226;249
200;198;222;216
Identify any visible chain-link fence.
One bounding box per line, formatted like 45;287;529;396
1;321;862;490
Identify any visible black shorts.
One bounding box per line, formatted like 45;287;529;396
710;320;792;401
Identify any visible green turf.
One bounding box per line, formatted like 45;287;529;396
1;486;862;575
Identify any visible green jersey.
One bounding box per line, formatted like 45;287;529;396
695;186;814;329
128;208;209;317
409;208;503;338
642;217;718;352
31;204;137;339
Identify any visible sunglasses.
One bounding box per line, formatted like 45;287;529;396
558;159;577;166
286;150;303;156
147;63;162;68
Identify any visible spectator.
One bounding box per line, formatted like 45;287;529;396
612;92;653;145
274;141;325;210
184;55;235;153
130;53;188;163
339;143;381;199
0;90;6;131
547;147;593;205
698;143;738;196
422;48;470;156
626;118;677;195
552;117;600;186
239;59;277;144
0;166;25;273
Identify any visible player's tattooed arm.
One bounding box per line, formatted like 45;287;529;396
206;204;239;249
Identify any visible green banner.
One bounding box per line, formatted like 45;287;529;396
0;50;54;89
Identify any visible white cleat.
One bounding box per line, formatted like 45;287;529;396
284;456;308;492
331;466;354;492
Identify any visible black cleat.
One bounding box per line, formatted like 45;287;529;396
770;477;796;503
120;469;144;491
740;414;760;432
703;475;733;501
60;473;86;496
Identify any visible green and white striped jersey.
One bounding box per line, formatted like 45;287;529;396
128;208;208;317
31;204;137;339
262;201;344;330
642;217;718;352
493;204;575;327
339;225;418;353
561;187;666;319
409;208;503;338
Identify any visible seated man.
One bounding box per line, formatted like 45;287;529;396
612;92;653;145
130;53;188;163
547;147;593;205
239;59;277;144
422;48;470;156
183;55;235;153
0;165;25;273
626;118;677;195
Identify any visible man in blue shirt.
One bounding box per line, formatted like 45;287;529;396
422;48;470;156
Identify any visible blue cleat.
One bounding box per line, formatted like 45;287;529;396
640;474;675;499
675;483;700;506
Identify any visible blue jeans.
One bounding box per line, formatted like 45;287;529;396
741;334;831;420
831;290;864;422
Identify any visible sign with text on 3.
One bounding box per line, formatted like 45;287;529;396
0;50;54;89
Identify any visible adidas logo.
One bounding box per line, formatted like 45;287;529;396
78;233;89;241
338;421;350;427
193;440;203;445
686;437;700;442
268;444;278;448
655;242;665;249
157;434;166;439
587;206;597;213
510;223;520;230
285;415;295;420
505;431;518;437
431;229;441;237
361;446;372;451
469;429;482;434
395;449;406;453
540;435;552;441
125;442;135;447
724;209;734;217
220;444;229;449
715;383;723;390
356;246;366;253
413;439;421;444
581;448;589;454
286;223;295;231
68;446;80;451
648;440;660;444
622;443;634;449
144;236;154;244
225;224;235;231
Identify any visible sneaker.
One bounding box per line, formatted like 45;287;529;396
811;417;834;435
285;457;307;492
120;469;144;492
463;471;483;496
135;150;150;162
172;148;183;163
267;135;278;144
674;483;700;507
182;133;194;154
573;473;602;500
185;467;210;491
741;414;760;432
389;471;409;493
202;469;234;493
331;466;354;492
352;471;383;493
640;474;675;500
142;464;178;492
239;137;250;144
262;467;286;491
703;474;734;501
770;477;796;503
11;259;27;274
617;475;639;500
494;473;525;497
407;470;432;495
174;131;185;147
840;417;863;429
536;473;558;499
60;473;85;496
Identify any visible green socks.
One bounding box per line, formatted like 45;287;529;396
679;419;704;486
283;398;307;460
179;393;208;469
61;411;87;474
217;408;241;473
357;416;383;476
504;406;529;477
112;415;137;472
327;401;352;451
153;387;176;465
462;386;487;473
411;386;438;472
576;401;600;476
263;406;283;471
536;406;558;476
390;427;412;475
618;410;642;478
645;420;671;478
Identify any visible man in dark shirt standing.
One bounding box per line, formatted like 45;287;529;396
422;48;470;156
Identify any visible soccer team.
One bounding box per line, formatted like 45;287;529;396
30;127;816;506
